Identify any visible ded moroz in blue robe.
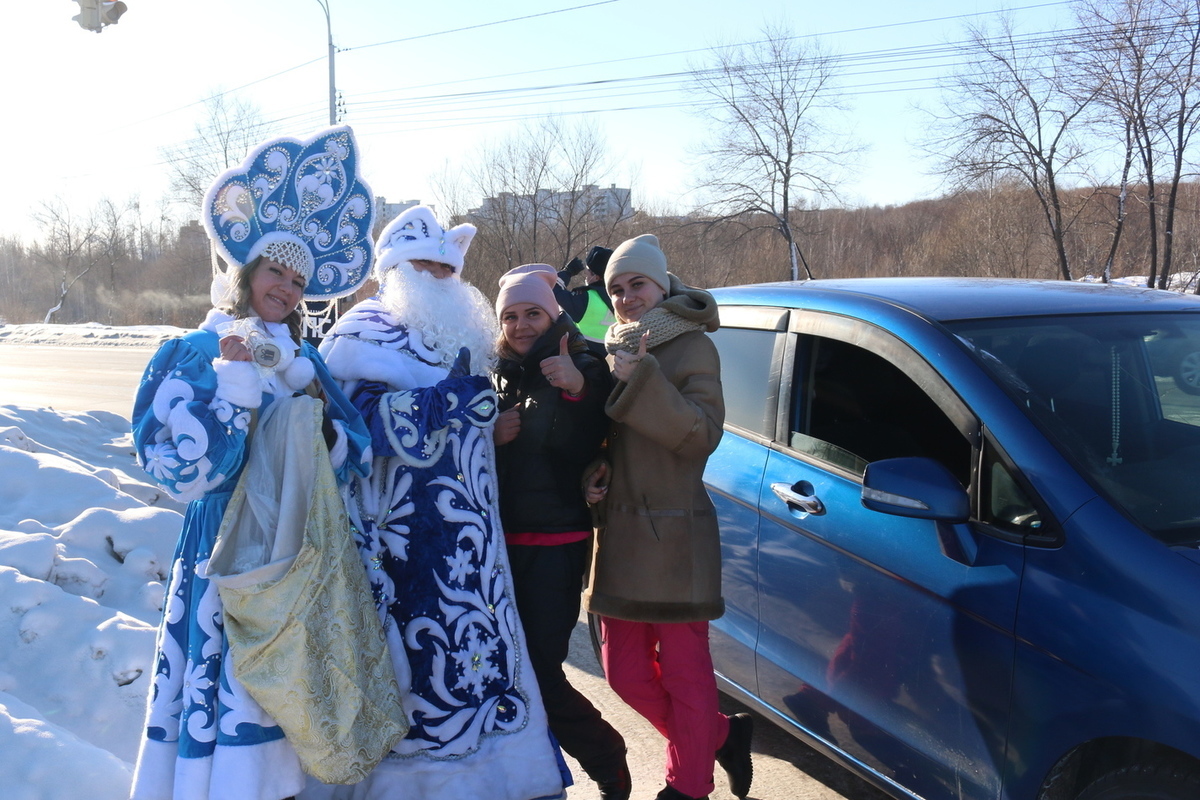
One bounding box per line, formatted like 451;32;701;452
308;296;567;800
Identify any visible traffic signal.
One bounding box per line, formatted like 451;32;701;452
72;0;127;33
100;1;127;25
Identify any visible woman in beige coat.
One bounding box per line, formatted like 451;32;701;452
584;234;753;800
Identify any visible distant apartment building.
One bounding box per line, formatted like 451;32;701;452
178;219;207;250
376;198;425;230
468;184;633;223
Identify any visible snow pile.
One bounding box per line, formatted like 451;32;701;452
0;322;185;347
0;404;184;799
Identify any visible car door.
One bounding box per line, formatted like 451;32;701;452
753;310;1026;800
705;306;789;694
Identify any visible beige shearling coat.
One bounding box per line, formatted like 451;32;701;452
584;279;725;623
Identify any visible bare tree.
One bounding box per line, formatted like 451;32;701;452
0;236;29;322
31;200;101;324
928;16;1098;281
541;121;623;261
93;197;137;324
465;122;556;274
160;93;272;214
687;24;858;281
459;118;625;299
1073;0;1200;289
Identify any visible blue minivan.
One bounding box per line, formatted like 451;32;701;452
702;278;1200;800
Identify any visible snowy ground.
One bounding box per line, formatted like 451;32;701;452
0;404;185;798
0;322;188;798
0;321;183;348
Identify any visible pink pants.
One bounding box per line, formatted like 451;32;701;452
600;617;731;799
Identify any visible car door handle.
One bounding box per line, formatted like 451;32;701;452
771;482;826;515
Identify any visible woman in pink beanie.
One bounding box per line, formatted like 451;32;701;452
492;264;631;800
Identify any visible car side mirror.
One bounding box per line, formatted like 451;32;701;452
861;457;969;522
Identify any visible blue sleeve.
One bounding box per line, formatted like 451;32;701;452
555;284;589;322
351;373;498;462
305;342;372;483
131;336;253;502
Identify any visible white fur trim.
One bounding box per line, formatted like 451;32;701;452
213;359;264;409
280;356;315;392
321;330;449;392
327;418;348;471
200;307;233;334
130;736;306;800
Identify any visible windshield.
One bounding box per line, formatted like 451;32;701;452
948;313;1200;545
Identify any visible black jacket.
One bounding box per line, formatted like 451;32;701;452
494;314;613;535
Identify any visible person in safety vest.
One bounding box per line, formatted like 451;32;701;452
556;245;615;357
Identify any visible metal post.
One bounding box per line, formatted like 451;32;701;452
316;0;336;125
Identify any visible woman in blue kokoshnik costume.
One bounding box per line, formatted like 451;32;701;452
129;127;375;800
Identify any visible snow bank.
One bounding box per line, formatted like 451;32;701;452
0;405;183;799
0;322;185;347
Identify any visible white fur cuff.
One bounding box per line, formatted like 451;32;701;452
213;359;263;409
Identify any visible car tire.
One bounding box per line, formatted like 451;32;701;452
1173;349;1200;395
1074;759;1200;800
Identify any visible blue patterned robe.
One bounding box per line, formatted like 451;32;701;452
129;316;371;800
308;297;566;800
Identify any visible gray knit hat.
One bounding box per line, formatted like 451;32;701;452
604;234;669;293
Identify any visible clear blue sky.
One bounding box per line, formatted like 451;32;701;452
1;0;1073;241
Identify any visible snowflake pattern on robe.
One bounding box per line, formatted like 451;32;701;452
325;302;541;758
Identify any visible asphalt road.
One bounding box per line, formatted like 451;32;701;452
0;341;890;800
0;343;151;417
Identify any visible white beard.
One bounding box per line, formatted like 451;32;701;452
378;264;499;375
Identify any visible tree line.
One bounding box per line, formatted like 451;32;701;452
4;0;1200;328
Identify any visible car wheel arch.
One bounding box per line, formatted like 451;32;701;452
1038;737;1200;800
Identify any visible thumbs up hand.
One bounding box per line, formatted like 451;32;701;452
612;330;649;383
540;334;585;397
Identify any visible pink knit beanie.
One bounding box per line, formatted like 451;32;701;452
495;264;560;318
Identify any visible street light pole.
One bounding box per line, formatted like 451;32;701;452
316;0;336;126
307;0;343;343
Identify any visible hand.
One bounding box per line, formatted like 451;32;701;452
540;335;585;396
584;461;609;504
493;407;521;445
449;347;471;379
611;331;649;383
564;257;585;277
219;334;253;362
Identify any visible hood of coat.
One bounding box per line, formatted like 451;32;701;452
660;273;720;333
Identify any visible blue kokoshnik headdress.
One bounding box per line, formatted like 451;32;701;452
204;125;376;302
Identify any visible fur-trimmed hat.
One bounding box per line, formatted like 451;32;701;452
374;205;476;277
204;125;375;303
496;264;560;318
604;234;669;293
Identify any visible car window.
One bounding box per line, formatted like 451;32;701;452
709;326;781;437
950;313;1200;544
789;334;973;486
982;438;1043;533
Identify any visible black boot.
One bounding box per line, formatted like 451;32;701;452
655;784;709;800
594;753;632;800
715;712;754;799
